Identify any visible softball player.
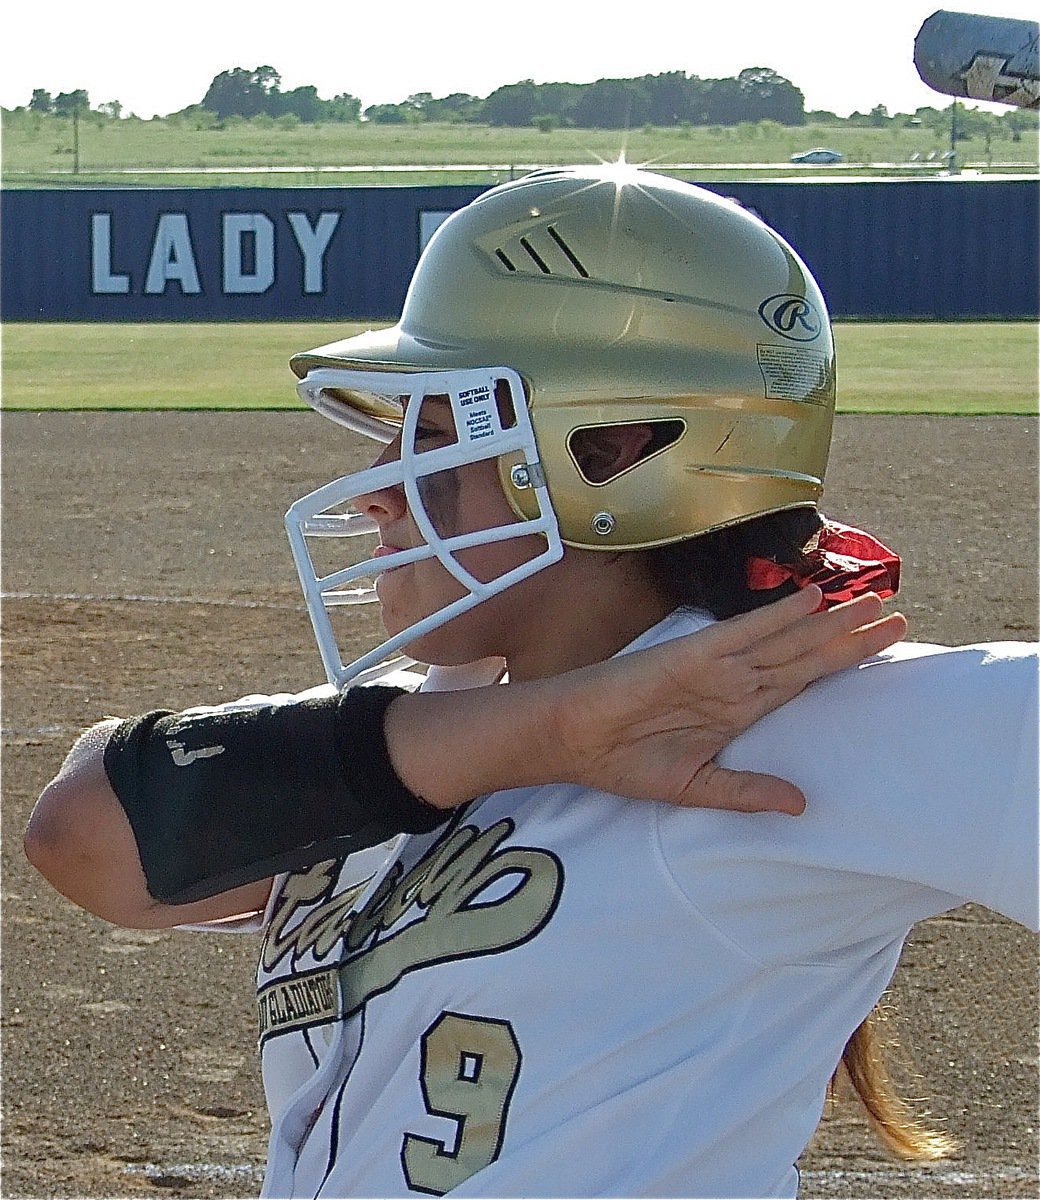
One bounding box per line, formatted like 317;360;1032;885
29;167;1037;1198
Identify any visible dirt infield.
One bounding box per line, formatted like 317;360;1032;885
2;411;1037;1199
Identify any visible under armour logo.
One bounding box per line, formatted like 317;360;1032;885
166;739;226;767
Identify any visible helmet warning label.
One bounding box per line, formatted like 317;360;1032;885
451;383;502;444
756;345;831;404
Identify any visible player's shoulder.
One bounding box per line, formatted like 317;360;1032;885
854;637;1037;682
659;605;1037;693
871;638;1036;664
792;636;1037;730
720;637;1036;761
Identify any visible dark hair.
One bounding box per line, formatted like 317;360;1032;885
643;506;825;619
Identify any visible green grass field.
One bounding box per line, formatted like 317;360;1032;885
3;116;1036;188
2;322;1036;414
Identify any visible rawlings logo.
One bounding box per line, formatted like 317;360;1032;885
758;294;823;342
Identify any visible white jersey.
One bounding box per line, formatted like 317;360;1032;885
241;612;1037;1199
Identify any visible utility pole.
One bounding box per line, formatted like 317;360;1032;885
72;106;80;175
948;100;960;174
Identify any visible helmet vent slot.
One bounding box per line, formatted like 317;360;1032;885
519;236;551;274
491;226;591;280
546;226;590;278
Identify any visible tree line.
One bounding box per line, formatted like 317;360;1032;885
18;67;810;128
15;68;1038;139
202;65;809;127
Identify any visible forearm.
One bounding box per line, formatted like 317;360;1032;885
383;677;573;808
27;685;562;918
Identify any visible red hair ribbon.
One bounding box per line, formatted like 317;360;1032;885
746;520;901;611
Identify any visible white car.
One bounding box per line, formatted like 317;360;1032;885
790;148;844;164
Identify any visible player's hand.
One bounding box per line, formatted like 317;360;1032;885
548;586;907;814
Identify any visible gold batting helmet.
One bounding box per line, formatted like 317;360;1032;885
291;165;834;551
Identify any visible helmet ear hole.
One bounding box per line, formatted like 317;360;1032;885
569;420;685;485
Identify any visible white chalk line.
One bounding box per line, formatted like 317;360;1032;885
122;1160;265;1184
3;589;305;611
801;1163;1038;1187
2;723;79;739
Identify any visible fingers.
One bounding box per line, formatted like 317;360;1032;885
825;609;906;667
747;590;884;668
612;589;906;751
697;585;824;656
743;609;906;720
766;600;906;678
691;593;903;728
686;588;898;678
680;761;806;815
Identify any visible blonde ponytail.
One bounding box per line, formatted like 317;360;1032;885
831;1005;958;1160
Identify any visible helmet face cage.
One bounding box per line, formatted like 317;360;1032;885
285;366;563;688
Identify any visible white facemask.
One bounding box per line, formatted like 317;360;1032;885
286;366;563;688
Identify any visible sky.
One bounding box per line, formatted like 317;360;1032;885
2;0;1037;119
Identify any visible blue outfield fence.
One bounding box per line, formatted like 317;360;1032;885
2;179;1037;322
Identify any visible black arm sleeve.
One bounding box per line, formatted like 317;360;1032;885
103;685;448;905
